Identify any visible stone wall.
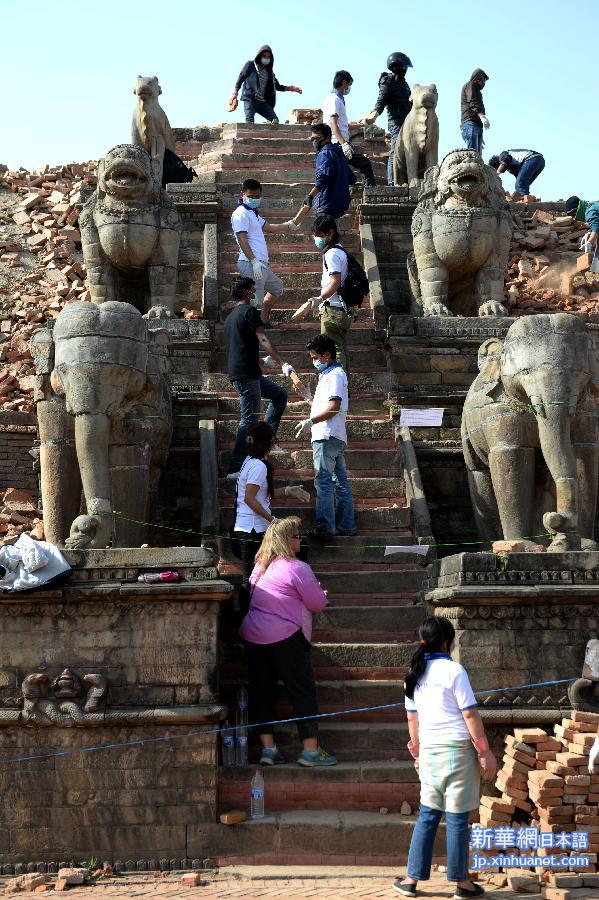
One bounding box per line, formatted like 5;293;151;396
0;548;232;864
360;187;416;316
0;412;37;493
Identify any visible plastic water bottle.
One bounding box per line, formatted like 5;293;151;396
221;721;235;767
235;686;249;765
251;768;265;819
236;727;249;766
236;686;249;727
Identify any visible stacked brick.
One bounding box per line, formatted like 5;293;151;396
478;714;599;897
0;162;97;413
506;209;599;316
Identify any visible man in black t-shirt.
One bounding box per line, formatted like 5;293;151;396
224;277;292;475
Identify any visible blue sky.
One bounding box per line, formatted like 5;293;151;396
3;0;597;201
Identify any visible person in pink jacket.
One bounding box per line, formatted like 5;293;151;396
240;516;337;767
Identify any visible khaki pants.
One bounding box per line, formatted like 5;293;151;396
319;305;351;375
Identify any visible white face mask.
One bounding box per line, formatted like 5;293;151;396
260;56;271;66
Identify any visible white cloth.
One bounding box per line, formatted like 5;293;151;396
321;245;348;309
404;656;477;747
322;90;349;143
231;205;269;263
0;533;71;593
310;364;348;443
234;457;271;533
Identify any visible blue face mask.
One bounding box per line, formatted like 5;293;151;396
244;196;262;209
313;359;328;372
313;236;327;250
344;86;352;95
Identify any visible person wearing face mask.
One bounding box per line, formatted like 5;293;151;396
230;45;303;124
301;123;357;219
322;70;376;187
360;52;413;186
295;334;356;539
460;69;490;154
231;178;302;325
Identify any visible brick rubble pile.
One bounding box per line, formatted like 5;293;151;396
506;209;599;316
0;161;98;413
477;712;599;897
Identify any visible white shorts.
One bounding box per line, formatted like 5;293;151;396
237;259;284;307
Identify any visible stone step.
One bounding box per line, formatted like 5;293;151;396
214;396;386;422
224;640;419;669
314;604;424;635
199;151;388;172
214;346;386;371
219;250;364;267
267;306;373;325
216;417;394;445
204;167;384;184
217;534;419;568
205;373;390;397
222;122;313;136
219;234;361;251
193;809;434;866
217;183;345;201
220;503;410;533
203;137;319;153
218;760;418;809
219;473;403;500
218;445;395;472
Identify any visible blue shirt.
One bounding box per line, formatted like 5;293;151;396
314;143;356;216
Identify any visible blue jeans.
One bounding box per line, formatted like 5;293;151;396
230;376;288;472
244;98;278;123
515;154;545;196
312;437;356;534
407;804;470;882
460;121;483;154
387;125;401;185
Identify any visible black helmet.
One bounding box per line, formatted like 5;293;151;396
387;52;413;71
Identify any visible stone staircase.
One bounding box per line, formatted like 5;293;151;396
192;122;429;865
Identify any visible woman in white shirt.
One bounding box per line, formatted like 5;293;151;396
394;616;497;900
232;422;309;607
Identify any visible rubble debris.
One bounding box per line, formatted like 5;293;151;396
505;208;599;316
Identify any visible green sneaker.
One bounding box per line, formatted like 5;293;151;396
259;747;286;766
297;746;338;767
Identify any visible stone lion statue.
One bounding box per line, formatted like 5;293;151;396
393;84;439;188
79;144;181;318
131;75;175;186
408;149;513;317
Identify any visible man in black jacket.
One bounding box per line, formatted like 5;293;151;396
361;52;413;185
230;45;303;124
460;68;489;154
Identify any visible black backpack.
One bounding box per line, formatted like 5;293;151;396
324;244;369;308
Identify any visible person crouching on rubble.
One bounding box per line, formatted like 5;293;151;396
394;616;497;900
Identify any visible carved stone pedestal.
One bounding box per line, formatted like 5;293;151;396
0;547;232;866
425;551;599;727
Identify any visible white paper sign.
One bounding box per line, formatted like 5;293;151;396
399;408;444;427
384;545;430;557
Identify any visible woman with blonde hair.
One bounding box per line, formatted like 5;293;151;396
240;516;337;767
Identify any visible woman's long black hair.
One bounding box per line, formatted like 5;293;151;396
403;616;456;700
245;422;275;497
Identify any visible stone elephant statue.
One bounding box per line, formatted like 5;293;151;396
461;313;599;551
31;301;172;549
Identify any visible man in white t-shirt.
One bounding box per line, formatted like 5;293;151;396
308;213;352;375
295;334;356;538
322;70;375;187
231;177;302;324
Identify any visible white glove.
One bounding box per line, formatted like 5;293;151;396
479;115;490;129
589;736;599;774
252;259;267;283
262;355;277;369
341;142;353;160
294;418;312;439
309;296;322;314
281;363;295;377
284;485;311;502
284;220;301;231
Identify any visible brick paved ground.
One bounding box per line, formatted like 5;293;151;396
7;867;520;899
